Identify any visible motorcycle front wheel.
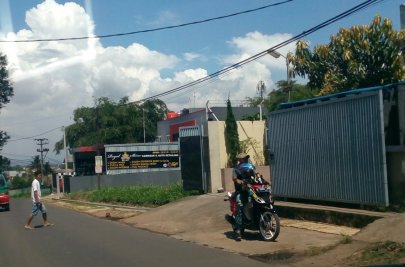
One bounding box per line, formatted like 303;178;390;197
259;211;280;241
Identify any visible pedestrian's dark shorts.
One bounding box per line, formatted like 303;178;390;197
31;202;47;216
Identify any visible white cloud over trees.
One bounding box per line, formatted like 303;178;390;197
0;0;293;160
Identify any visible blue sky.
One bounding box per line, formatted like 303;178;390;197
0;0;403;165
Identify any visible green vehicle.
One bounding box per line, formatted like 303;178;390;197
0;173;10;211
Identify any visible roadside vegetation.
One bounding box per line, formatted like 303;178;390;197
345;241;405;266
305;235;353;257
65;182;200;207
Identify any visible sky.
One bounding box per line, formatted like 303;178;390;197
0;0;403;166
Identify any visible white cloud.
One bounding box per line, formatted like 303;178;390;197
26;0;91;39
225;31;295;70
183;52;201;62
174;68;207;83
0;0;295;163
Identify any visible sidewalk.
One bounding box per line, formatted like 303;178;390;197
45;193;405;266
46;193;369;255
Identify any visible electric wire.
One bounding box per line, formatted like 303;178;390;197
7;126;63;142
0;0;293;43
0;0;384;163
134;0;383;103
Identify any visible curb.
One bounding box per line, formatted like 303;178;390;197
47;197;152;212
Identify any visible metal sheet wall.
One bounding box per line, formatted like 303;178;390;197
268;91;388;206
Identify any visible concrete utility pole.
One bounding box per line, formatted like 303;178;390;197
400;4;405;30
35;138;49;178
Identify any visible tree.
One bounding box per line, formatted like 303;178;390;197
141;99;169;142
54;97;168;153
10;174;32;189
245;80;317;112
225;99;241;167
291;16;405;95
0;155;10;171
245;80;319;113
29;155;52;175
0;53;14;155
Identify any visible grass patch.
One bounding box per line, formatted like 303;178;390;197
11;193;30;199
339;235;353;245
65;182;200;207
345;241;405;266
11;188;52;199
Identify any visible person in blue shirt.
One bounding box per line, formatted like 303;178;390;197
232;153;254;241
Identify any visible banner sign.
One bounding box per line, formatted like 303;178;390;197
95;156;103;174
106;150;179;170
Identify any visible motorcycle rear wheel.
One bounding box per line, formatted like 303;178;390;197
259;211;280;241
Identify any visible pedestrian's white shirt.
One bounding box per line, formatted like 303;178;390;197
31;179;41;203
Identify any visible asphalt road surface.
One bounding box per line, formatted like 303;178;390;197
0;199;269;267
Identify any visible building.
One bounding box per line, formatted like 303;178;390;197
68;104;268;194
157;105;262;142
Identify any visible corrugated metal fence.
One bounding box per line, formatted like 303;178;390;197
268;90;389;206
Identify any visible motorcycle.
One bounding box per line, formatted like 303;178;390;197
225;179;280;241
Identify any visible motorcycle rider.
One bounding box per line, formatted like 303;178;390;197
232;153;254;241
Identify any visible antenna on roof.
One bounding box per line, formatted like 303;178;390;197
256;81;266;121
256;80;266;99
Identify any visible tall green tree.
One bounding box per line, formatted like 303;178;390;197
54;97;168;153
265;81;317;111
141;99;168;142
0;155;10;171
245;80;317;112
0;53;14;154
225;99;241;167
291;16;405;95
30;155;52;175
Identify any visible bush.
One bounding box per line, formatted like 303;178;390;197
66;182;200;207
10;174;32;189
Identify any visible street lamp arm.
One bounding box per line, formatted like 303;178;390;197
268;49;292;102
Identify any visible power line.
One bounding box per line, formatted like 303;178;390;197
7;126;63;142
0;0;293;43
134;0;383;103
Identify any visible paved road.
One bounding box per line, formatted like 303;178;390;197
0;199;269;267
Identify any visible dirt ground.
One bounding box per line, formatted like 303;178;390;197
46;194;405;266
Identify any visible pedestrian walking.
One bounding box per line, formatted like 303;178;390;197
25;171;53;229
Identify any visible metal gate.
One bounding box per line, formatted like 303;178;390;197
179;126;210;192
268;89;389;206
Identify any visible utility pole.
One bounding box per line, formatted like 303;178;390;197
95;102;101;190
35;138;49;178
